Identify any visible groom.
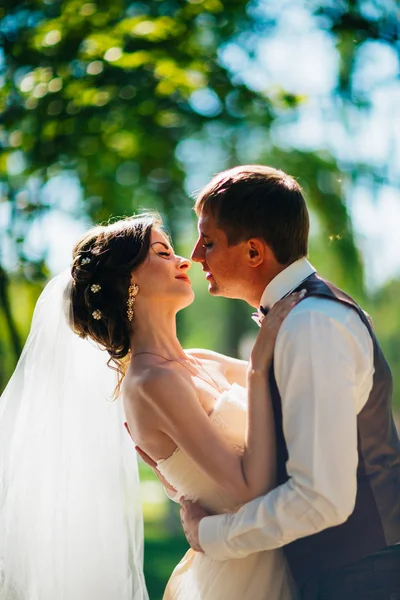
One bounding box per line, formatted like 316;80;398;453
181;165;400;599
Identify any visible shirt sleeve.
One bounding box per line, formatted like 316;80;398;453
199;302;374;560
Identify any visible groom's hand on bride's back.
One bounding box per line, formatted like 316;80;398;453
134;444;157;468
123;423;177;495
180;498;210;553
135;445;177;495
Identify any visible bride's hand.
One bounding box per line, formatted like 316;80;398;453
249;289;306;373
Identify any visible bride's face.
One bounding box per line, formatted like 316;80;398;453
132;228;194;310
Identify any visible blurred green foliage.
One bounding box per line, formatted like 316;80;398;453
1;0;399;397
1;0;276;223
0;0;378;382
0;1;398;364
366;279;400;415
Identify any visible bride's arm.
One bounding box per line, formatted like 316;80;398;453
127;292;304;506
134;365;270;505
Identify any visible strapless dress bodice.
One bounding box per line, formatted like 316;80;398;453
157;383;247;514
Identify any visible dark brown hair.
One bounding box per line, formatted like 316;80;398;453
195;165;309;265
69;213;161;392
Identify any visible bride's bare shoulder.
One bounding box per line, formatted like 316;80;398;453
122;363;188;405
186;349;248;386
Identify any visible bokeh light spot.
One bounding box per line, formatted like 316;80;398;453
44;30;61;46
104;47;122;62
87;60;104;75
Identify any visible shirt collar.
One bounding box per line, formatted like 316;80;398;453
260;258;316;311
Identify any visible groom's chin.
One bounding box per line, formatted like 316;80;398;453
207;282;221;296
206;275;223;296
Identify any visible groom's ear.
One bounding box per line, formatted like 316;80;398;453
247;239;269;267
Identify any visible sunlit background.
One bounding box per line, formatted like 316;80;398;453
1;0;400;597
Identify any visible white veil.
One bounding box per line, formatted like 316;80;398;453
0;270;148;600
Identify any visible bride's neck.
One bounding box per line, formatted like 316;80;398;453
129;305;185;359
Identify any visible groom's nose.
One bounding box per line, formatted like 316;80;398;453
191;239;204;263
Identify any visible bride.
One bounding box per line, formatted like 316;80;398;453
0;213;301;600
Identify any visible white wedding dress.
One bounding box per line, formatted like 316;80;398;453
157;384;297;600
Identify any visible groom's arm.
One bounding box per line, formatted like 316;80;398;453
197;299;374;560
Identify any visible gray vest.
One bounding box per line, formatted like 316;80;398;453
269;273;400;585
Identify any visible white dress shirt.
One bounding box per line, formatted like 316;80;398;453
199;258;375;560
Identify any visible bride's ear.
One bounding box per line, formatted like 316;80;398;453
247;239;270;267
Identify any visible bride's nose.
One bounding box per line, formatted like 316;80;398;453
177;256;191;271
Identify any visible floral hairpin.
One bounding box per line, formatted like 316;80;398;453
92;309;102;320
90;284;101;293
81;257;91;265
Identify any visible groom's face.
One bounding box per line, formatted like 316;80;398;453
191;213;248;298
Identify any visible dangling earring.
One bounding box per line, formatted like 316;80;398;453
127;283;139;321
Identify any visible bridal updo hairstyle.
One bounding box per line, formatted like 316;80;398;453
69;213;161;382
194;165;309;265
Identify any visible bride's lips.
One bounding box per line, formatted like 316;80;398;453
205;273;213;280
176;275;191;284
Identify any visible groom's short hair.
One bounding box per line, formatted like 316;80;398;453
195;165;309;265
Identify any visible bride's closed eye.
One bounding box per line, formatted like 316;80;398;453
151;242;174;258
